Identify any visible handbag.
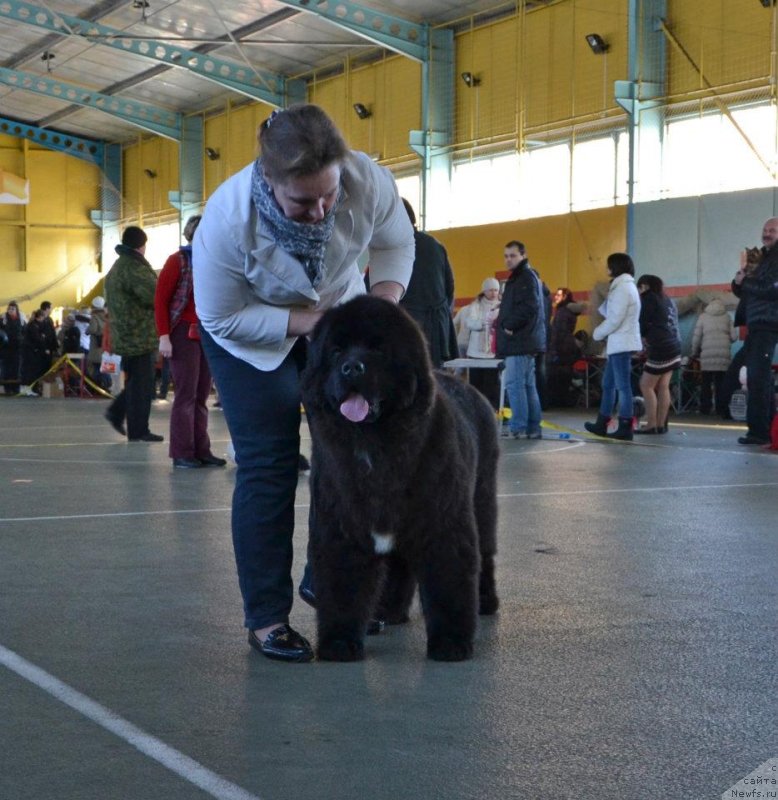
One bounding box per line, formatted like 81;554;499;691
100;352;121;375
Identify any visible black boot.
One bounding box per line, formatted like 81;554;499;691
584;413;610;436
607;416;633;441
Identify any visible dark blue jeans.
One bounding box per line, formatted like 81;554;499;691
504;354;542;435
201;330;304;630
599;351;634;419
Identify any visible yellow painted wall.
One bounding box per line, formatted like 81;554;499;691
309;56;421;161
0;137;101;316
122;135;180;222
431;205;627;302
666;0;772;97
523;0;628;129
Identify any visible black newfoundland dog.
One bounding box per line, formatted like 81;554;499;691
301;295;499;662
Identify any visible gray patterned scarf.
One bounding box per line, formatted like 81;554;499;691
251;159;342;287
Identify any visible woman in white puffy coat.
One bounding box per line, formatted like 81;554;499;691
454;277;501;358
453;277;501;406
691;298;737;415
584;253;642;440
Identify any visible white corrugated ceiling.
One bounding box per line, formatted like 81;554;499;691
0;0;517;144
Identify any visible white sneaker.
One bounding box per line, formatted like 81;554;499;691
19;385;37;396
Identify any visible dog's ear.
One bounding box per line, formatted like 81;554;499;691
301;315;329;404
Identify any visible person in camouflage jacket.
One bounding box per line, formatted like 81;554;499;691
103;226;163;442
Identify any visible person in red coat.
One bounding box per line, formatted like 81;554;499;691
155;215;226;469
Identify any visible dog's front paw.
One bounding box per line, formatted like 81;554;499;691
479;592;499;616
427;636;474;662
317;638;365;662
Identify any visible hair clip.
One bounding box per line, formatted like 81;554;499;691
265;109;281;129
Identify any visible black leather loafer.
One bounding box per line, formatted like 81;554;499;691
199;455;227;467
173;457;203;469
105;412;126;436
248;625;314;663
129;432;164;442
738;435;769;445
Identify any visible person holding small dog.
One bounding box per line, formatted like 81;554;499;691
194;104;414;662
731;216;778;445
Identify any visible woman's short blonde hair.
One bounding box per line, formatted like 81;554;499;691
258;104;348;183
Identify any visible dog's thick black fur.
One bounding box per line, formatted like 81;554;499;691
301;295;499;662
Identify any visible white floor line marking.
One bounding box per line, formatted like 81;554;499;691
0;644;262;800
0;437;234;449
498;481;778;499
0;505;311;524
0;442;160;449
502;441;585;456
0;457;175;465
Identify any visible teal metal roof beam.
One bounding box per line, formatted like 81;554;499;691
0;0;288;106
0;66;181;140
0;114;103;164
274;0;428;62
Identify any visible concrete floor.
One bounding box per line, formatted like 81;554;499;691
0;396;775;800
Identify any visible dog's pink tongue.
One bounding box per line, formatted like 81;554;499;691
340;393;369;422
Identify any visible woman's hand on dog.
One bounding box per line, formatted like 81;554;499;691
288;308;325;337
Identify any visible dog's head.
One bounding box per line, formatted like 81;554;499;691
301;295;435;425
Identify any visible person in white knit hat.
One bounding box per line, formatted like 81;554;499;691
453;276;501;406
454;277;501;358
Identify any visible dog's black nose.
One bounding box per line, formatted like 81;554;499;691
341;358;366;377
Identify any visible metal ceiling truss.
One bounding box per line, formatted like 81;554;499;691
0;65;182;139
0;113;103;164
274;0;428;62
0;0;301;107
276;1;454;226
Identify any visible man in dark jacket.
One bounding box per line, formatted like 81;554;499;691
496;240;547;439
396;199;458;367
731;217;778;445
104;226;163;442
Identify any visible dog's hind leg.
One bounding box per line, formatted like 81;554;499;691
418;532;479;662
474;476;499;616
374;552;415;625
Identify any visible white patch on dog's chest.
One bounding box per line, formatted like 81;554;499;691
371;532;395;554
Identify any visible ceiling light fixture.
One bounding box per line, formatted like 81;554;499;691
41;51;55;72
759;0;776;7
585;33;609;54
143;168;157;178
352;103;372;120
204;147;220;161
460;72;481;88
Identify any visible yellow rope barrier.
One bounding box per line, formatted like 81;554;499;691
32;354;114;399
